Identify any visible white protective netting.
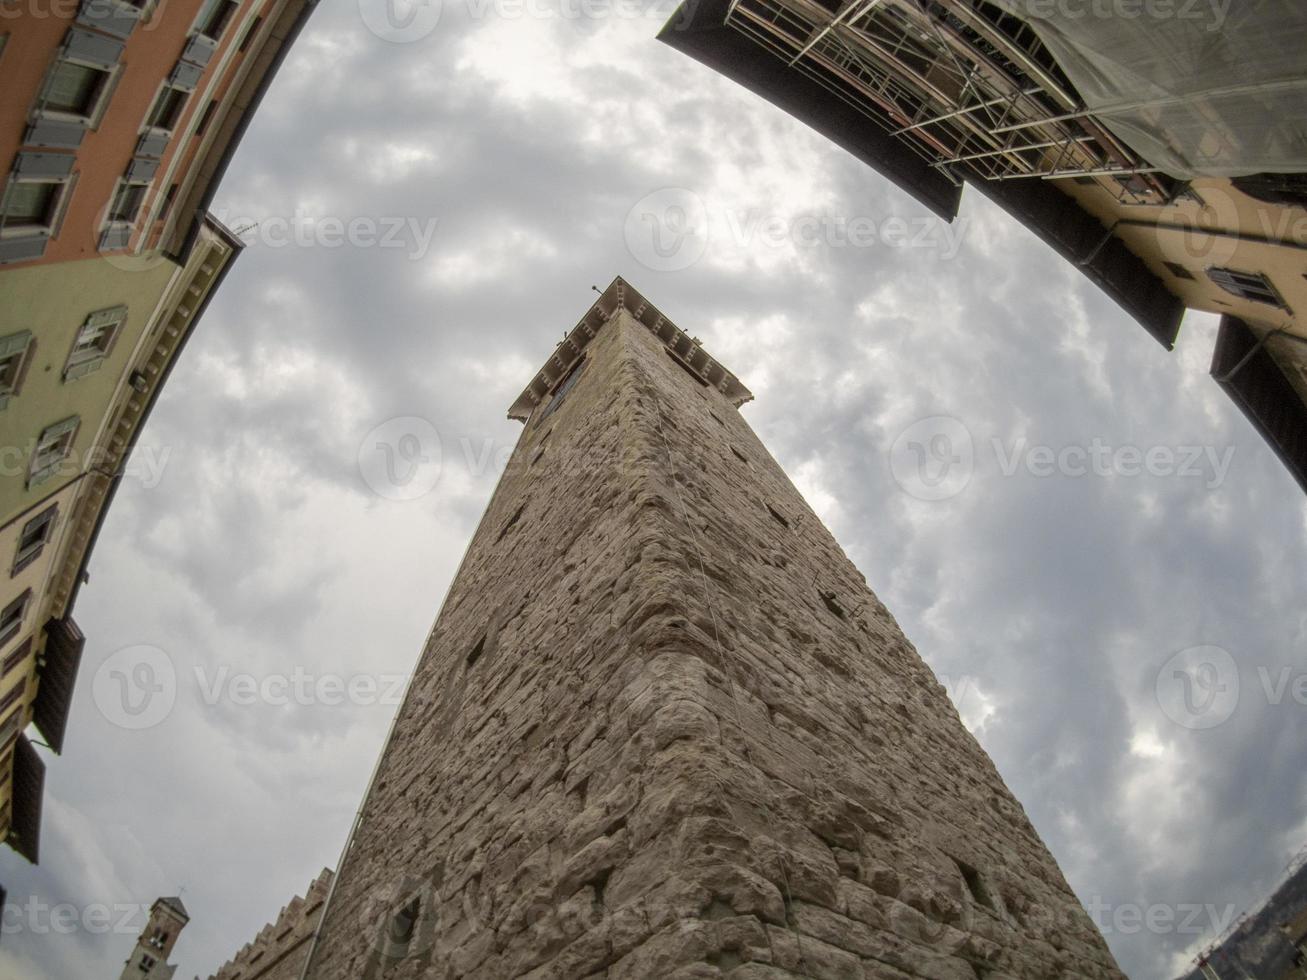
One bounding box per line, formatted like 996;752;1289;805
987;0;1307;178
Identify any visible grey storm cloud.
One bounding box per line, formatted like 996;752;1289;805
2;3;1305;980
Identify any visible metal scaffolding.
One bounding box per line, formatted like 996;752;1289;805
723;0;1177;204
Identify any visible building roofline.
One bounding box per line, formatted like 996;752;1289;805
507;276;753;422
169;0;320;264
656;0;1185;350
657;0;963;222
67;213;242;614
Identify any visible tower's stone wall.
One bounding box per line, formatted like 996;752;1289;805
304;298;1122;980
208;869;333;980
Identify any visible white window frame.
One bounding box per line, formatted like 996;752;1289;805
12;506;57;576
0;332;34;407
28;416;79;489
106;178;149;225
0;173;76;240
192;0;239;41
141;82;189;137
64;306;126;380
34;55;121;130
0;591;30;648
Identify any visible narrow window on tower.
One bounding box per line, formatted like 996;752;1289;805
466;634;485;668
766;504;790;529
496;503;526;542
730;446;749;465
538;357;586;423
954;858;996;910
819;590;846;620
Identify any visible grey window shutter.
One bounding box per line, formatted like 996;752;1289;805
63;27;125;68
85;305;127;329
0;236;49;265
125;157;158;182
23;119;86;150
181;34;218;68
63;356;105;382
168;61;203;91
75;0;140;40
99;224;132;250
14;152;76;180
43;416;80;441
1206;267;1241;297
0;332;33;360
136;131;169;158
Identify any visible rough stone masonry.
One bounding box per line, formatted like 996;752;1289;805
302;278;1124;980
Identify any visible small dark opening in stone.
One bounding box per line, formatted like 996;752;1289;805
730;446;749;465
820;591;846;620
955;859;995;910
766;504;790;529
497;504;526;542
466;635;486;668
390;894;420;946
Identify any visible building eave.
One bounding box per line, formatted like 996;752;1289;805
31;615;84;756
8;735;44;864
1212;316;1307;494
508;276;754;422
656;0;963;222
656;0;1184;350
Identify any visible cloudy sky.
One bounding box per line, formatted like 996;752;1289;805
3;2;1307;978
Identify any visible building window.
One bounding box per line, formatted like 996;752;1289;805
145;85;188;134
12;506;57;576
194;98;217;136
1207;268;1289;310
40;60;115;122
0;679;24;717
28;416;79;488
1;639;30;678
195;0;238;40
538;358;586;422
138;952;156;971
158;182;178;221
0;178;71;236
0;709;20;752
107;180;148;224
237;14;261;52
64;306;125;380
0;331;34;408
0;592;30;648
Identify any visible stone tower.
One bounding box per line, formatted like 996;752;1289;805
119;896;188;980
303;278;1122;979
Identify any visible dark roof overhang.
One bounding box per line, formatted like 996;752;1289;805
657;0;1184;350
1211;316;1307;494
657;0;963;222
33;616;84;755
9;735;44;864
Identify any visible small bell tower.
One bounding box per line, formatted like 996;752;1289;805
119;895;189;980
